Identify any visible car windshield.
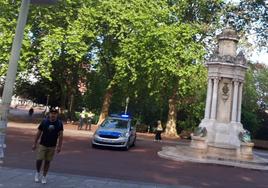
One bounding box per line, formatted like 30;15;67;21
100;118;129;129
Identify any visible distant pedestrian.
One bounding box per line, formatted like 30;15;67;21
43;106;49;118
87;116;92;130
29;107;34;117
84;114;89;130
32;107;63;184
154;120;163;142
86;111;94;131
78;110;86;130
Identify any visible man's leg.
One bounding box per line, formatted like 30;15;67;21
41;147;55;184
43;147;55;176
40;160;50;184
80;119;84;130
36;160;43;173
88;122;91;130
85;122;88;130
154;132;158;141
34;160;43;182
35;145;45;182
78;119;82;130
156;131;160;140
43;160;50;177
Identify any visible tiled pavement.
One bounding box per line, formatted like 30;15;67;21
0;167;191;188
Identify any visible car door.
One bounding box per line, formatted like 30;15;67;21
129;120;136;144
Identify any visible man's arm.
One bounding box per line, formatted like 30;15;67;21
57;131;63;153
32;130;42;150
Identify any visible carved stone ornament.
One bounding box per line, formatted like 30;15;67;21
221;83;229;101
236;51;247;65
193;127;207;137
210;54;236;63
222;55;236;63
239;129;252;143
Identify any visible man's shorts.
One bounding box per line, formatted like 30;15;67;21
36;145;55;161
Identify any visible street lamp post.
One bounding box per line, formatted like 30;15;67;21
0;0;57;163
124;97;130;115
44;94;50;115
0;0;30;163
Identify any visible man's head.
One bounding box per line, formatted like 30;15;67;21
49;107;58;121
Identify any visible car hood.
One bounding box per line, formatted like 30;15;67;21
96;128;128;136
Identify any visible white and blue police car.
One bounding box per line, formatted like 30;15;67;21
91;114;136;150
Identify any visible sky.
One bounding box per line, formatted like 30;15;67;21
226;0;268;64
251;50;268;64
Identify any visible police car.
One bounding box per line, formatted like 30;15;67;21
91;114;136;150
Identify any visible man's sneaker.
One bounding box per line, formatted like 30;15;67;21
41;176;47;184
34;172;40;183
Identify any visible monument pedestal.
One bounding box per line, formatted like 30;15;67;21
240;142;254;159
190;135;207;149
207;143;237;158
190;134;255;161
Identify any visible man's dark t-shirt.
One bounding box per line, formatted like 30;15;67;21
38;118;63;147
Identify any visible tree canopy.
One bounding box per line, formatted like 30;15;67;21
0;0;267;138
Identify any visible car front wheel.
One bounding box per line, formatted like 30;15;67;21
123;140;130;151
131;136;136;147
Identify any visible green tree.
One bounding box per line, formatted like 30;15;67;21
0;0;18;76
224;0;268;50
24;1;96;118
0;0;37;79
81;0;181;124
241;63;261;135
255;63;268;105
79;0;223;132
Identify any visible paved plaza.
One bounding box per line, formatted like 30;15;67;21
0;167;190;188
0;109;267;188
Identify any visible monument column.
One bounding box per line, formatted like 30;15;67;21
204;78;213;119
237;82;243;122
231;80;239;122
211;77;219;120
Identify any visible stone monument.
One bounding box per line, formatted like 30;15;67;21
191;27;253;158
158;28;268;170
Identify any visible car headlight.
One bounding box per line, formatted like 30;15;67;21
93;131;99;137
121;132;129;138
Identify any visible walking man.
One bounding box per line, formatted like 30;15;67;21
32;107;63;184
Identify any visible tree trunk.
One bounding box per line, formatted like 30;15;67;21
60;85;67;114
69;94;74;114
97;87;113;125
66;85;75;120
165;96;178;137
